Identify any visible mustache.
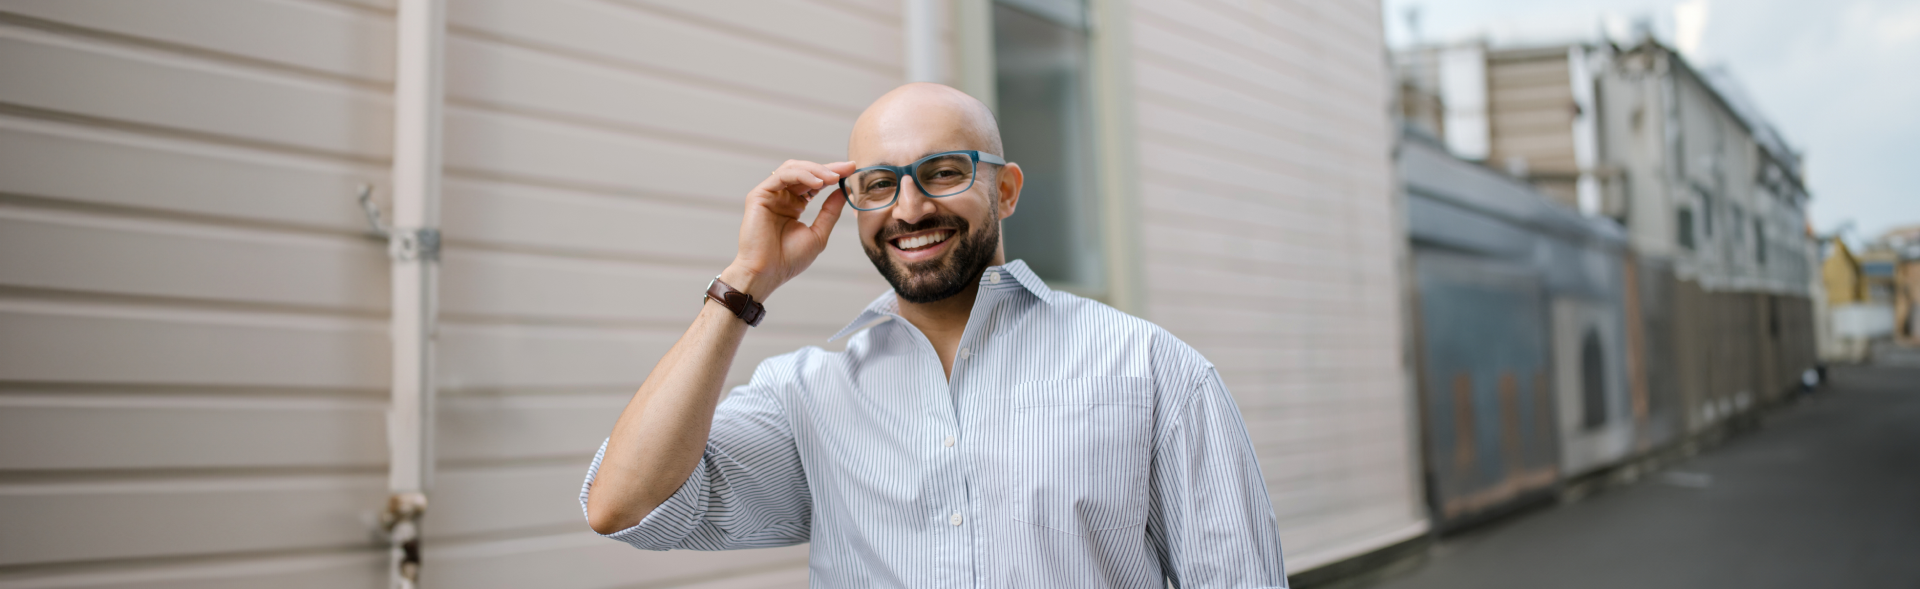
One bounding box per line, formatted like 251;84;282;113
875;214;969;243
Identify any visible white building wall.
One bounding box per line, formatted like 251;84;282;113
1601;46;1813;299
1127;0;1429;570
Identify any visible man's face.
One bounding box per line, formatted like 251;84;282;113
858;168;1001;303
848;102;1020;304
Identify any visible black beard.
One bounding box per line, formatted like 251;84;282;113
863;197;1000;304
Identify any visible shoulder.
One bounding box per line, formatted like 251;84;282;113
1042;291;1216;390
1039;290;1158;339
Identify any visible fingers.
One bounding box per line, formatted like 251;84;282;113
754;160;850;217
775;161;846;196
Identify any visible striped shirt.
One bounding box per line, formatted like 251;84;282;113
582;260;1287;588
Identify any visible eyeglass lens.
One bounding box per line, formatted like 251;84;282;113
846;153;976;210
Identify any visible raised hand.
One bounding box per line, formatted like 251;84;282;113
722;159;858;300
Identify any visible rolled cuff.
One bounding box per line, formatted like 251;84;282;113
579;437;706;550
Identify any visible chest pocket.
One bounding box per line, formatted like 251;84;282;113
1008;376;1153;536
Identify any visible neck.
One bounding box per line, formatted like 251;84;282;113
898;280;980;345
895;257;1001;379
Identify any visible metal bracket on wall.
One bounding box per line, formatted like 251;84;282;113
357;184;441;262
378;492;428;589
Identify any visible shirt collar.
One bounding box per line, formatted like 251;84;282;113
828;259;1051;342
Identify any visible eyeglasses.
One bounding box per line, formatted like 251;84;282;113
838;150;1007;211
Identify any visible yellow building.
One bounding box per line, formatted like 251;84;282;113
1824;239;1865;305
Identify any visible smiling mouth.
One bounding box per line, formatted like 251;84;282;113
890;229;955;252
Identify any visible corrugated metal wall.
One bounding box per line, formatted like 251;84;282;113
1127;0;1428;570
0;0;892;587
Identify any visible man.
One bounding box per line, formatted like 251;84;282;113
583;83;1286;587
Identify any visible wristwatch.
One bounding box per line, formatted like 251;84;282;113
704;276;765;327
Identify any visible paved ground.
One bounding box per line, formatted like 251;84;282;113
1360;365;1920;589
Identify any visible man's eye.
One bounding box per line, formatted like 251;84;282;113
864;178;897;191
929;169;962;179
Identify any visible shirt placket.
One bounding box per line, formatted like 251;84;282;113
950;282;1007;589
909;315;975;588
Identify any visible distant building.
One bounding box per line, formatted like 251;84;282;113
1820;238;1879;361
1598;41;1815;297
1392;36;1819;519
1857;225;1920;344
1395;43;1606;213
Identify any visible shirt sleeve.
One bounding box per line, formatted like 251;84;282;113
579;374;812;551
1147;365;1289;588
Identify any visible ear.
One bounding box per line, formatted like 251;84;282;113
994;162;1023;220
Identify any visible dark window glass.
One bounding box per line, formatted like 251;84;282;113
1701;196;1714;236
994;0;1102;288
1580;330;1607;430
1755;220;1766;264
1768;297;1781;338
1677;207;1695;250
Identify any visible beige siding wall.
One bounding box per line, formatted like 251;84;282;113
0;0;395;585
0;0;1424;585
426;0;895;586
1127;0;1427;569
0;0;891;587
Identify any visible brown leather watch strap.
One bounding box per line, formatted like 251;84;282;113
705;276;765;327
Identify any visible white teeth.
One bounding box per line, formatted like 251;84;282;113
895;230;952;251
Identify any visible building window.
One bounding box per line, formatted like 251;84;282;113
1677;207;1695;250
994;0;1103;290
1730;206;1744;244
1755;220;1766;265
1700;196;1714;237
1580;329;1607;430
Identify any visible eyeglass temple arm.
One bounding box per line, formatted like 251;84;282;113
977;152;1006;165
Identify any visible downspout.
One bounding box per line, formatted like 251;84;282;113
904;0;942;83
379;0;444;587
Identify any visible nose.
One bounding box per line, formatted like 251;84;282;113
890;175;937;225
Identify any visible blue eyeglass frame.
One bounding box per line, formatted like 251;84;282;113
837;150;1007;211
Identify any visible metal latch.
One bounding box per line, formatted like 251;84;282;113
357;184;440;262
380;491;428;588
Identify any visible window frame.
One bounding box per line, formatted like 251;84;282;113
953;0;1143;314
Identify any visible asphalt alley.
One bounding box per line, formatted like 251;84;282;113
1361;365;1920;589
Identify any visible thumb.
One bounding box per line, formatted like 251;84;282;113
809;188;849;243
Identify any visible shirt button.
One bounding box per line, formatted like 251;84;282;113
988;271;1001;284
958;347;971;360
949;513;964;526
942;435;955;447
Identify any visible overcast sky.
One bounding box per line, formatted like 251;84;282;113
1381;0;1920;245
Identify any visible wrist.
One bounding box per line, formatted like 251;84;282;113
718;264;773;300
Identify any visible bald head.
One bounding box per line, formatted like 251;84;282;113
849;83;1003;164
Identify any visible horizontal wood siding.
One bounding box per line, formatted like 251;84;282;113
432;0;893;586
0;0;1431;584
1128;0;1429;571
0;0;397;586
0;0;891;587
